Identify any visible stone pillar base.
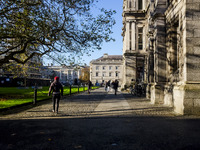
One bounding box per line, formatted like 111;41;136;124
173;83;200;115
164;84;173;107
150;84;165;104
146;83;153;99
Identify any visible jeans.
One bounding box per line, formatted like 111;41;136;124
52;94;60;112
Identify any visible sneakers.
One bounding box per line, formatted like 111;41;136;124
52;109;59;114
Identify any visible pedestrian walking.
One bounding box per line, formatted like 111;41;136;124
106;80;111;92
105;81;108;91
111;80;115;92
113;80;119;95
88;80;92;94
48;76;63;113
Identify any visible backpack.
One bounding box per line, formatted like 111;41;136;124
53;82;60;92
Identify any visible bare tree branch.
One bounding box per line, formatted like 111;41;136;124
0;0;116;66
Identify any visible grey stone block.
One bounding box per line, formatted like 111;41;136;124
193;12;200;20
186;11;193;20
187;63;200;72
194;46;200;55
194;29;200;37
187;72;200;81
193;0;200;3
186;21;200;29
186;46;194;54
194;99;200;107
191;107;200;115
186;0;193;3
187;53;200;63
184;99;194;107
186;3;200;11
186;28;194;37
186;37;200;46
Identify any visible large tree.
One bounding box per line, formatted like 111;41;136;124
0;0;116;66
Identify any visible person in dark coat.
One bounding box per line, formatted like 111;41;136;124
88;80;92;94
113;80;119;95
48;76;63;113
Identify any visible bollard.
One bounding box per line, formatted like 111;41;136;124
78;85;79;93
33;84;37;104
70;85;71;95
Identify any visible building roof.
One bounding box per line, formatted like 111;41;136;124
90;53;123;63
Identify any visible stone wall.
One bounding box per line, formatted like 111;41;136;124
186;0;200;81
122;55;136;88
122;0;200;115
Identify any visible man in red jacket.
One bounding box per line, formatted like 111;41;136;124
48;76;63;113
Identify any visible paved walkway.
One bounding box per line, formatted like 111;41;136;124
1;88;200;150
94;91;131;116
1;87;177;119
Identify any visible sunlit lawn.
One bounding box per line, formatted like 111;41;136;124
0;86;98;109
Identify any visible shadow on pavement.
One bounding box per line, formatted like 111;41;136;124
0;115;200;150
1;88;200;149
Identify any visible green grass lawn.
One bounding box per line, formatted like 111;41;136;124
0;86;98;109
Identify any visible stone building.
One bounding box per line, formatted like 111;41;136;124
122;0;200;115
42;65;83;85
90;54;123;86
0;56;50;86
121;0;149;89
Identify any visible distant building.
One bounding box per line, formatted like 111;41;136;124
90;53;123;86
42;65;86;85
0;56;49;86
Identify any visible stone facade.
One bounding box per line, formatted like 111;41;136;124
122;0;200;115
42;65;83;85
90;54;123;86
122;0;149;88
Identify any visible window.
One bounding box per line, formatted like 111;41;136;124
102;72;106;77
109;66;112;70
96;72;99;77
138;0;143;10
96;66;99;70
138;27;143;50
102;66;106;70
116;72;118;77
109;72;112;77
116;66;118;70
128;0;132;8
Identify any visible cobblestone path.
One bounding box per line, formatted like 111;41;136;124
0;87;177;120
1;88;200;150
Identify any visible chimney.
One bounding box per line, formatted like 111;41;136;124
103;53;108;58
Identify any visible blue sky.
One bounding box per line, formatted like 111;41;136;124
44;0;123;66
83;0;123;65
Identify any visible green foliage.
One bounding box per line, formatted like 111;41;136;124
0;0;116;66
79;67;90;83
